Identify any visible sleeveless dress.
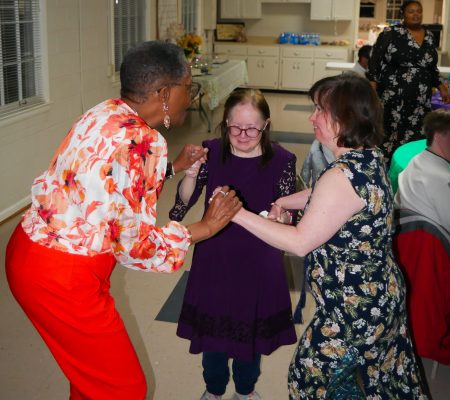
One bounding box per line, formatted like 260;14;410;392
288;149;428;399
170;139;297;361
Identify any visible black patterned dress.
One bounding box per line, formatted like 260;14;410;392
288;149;428;399
367;25;443;163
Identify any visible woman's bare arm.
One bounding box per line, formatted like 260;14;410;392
233;168;364;257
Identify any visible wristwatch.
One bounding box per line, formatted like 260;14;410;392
165;161;175;180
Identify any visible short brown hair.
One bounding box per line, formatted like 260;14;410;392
423;109;450;146
309;73;384;148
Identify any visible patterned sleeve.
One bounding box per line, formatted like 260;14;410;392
110;132;192;273
169;162;208;221
275;154;298;223
367;28;392;83
276;154;297;199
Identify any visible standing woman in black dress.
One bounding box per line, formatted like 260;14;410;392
367;0;449;164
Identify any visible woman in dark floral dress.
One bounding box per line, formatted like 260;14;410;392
233;74;429;399
367;0;448;164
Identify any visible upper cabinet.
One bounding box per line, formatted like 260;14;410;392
261;0;310;3
311;0;354;21
220;0;262;19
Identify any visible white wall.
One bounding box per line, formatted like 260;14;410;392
0;0;157;222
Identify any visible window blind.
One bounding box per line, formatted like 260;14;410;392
114;0;146;72
0;0;44;117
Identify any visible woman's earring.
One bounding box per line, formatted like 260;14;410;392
163;101;171;129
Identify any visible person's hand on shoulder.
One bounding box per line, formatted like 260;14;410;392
173;144;208;173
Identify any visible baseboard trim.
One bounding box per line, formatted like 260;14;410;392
0;196;30;225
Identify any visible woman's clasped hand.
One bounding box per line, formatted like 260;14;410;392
199;186;241;238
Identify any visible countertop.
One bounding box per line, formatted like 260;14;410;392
215;36;352;48
327;62;450;75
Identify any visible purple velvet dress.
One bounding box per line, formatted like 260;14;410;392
169;139;297;361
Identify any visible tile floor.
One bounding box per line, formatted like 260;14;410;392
0;92;448;399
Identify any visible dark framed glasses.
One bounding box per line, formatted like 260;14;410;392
226;120;269;138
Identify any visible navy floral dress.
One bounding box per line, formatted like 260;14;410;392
287;149;428;399
367;25;443;163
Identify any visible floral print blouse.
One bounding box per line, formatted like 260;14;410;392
22;99;191;272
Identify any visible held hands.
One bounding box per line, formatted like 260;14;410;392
173;144;208;174
268;202;292;224
202;186;241;237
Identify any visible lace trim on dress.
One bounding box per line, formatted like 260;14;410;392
179;302;294;343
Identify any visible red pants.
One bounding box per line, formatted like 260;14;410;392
6;224;147;399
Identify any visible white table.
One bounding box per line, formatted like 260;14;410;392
192;59;248;131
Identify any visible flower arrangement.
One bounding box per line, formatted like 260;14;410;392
166;23;202;59
177;32;202;59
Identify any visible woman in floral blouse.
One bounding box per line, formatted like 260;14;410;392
232;74;429;399
5;41;241;400
367;0;449;164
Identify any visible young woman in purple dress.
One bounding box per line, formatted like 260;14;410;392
169;89;297;400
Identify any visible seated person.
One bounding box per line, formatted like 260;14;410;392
351;45;372;78
395;109;450;232
300;139;335;187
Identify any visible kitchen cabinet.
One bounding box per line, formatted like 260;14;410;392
220;0;262;19
310;0;354;21
247;45;280;89
214;42;349;91
280;46;348;89
261;0;310;3
279;47;314;90
312;47;349;81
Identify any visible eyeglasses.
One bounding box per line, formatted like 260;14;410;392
176;82;201;99
226;120;269;138
163;82;201;100
187;81;201;99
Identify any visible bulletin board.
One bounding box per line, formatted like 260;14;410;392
216;23;245;42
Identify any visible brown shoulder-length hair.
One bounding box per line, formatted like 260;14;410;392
218;88;273;166
309;73;384;148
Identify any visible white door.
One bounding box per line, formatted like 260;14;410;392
280;58;314;90
247;56;279;88
310;0;332;20
220;0;240;18
332;0;354;20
